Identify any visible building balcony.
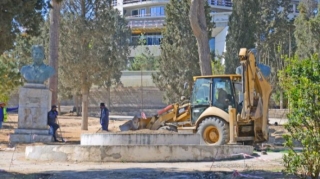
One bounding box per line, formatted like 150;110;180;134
208;0;233;10
113;0;169;8
127;17;165;33
211;12;230;27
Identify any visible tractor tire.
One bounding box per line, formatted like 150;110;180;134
197;117;229;145
158;125;178;132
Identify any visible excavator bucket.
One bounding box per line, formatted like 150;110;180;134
119;115;140;131
119;115;153;131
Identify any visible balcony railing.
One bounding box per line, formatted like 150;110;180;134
126;13;165;18
208;0;232;7
128;19;165;28
112;0;169;6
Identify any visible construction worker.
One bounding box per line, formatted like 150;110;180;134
0;102;18;129
47;105;60;142
100;103;109;131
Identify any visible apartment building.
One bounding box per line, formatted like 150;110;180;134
112;0;313;64
112;0;232;60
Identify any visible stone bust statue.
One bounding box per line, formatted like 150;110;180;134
20;45;55;84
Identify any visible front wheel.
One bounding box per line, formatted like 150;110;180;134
197;117;229;145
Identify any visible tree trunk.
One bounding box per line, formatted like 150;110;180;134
280;91;283;109
58;100;61;114
49;0;61;105
81;86;89;130
106;86;111;109
189;0;212;76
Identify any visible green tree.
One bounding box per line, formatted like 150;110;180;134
153;0;213;103
257;0;294;109
0;54;22;102
280;55;320;179
295;3;320;59
60;0;130;130
224;0;260;74
211;52;225;75
128;52;159;71
0;0;45;53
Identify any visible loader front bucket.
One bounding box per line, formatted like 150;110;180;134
119;115;140;131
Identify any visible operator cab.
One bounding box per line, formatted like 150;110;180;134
190;75;241;123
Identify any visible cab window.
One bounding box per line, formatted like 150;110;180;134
212;78;234;111
191;78;211;105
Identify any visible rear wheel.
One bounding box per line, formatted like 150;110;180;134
197;117;229;145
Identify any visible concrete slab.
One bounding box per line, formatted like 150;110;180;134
25;145;253;162
10;133;52;143
81;133;200;145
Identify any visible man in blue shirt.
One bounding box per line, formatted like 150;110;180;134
0;102;18;129
47;105;60;142
100;103;109;131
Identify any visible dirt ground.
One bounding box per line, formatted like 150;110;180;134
0;113;298;179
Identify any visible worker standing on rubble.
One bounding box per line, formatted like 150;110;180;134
100;103;109;131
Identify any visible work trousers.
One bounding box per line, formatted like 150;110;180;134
49;123;59;141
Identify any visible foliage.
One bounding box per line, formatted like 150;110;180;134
224;0;259;74
294;2;320;59
59;0;130;124
225;0;294;108
257;0;294;75
280;55;320;179
60;0;130;92
128;35;159;71
211;52;225;75
0;0;46;54
152;0;213;103
128;52;159;71
0;54;22;102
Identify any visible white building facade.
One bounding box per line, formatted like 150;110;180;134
112;0;310;63
112;0;232;60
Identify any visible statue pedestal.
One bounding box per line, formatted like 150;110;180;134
10;83;53;143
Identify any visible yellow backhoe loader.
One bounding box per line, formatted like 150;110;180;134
120;48;272;145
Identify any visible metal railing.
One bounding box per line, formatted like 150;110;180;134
208;0;232;7
126;13;165;18
112;0;169;6
128;19;165;28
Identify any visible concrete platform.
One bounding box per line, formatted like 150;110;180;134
81;133;200;145
25;145;253;162
10;129;52;143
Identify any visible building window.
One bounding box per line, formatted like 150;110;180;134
150;6;165;16
209;38;215;52
132;9;146;17
130;33;163;46
111;0;117;6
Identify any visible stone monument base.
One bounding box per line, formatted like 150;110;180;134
10;129;53;143
10;83;53;143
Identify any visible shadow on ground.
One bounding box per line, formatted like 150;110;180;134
1;168;297;179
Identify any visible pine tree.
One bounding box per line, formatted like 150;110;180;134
0;54;22;103
0;0;45;53
152;0;213;103
257;0;294;108
294;2;320;59
60;0;130;130
224;0;260;74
